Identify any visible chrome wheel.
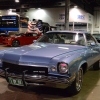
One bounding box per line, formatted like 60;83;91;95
76;68;83;91
12;40;20;47
69;67;83;94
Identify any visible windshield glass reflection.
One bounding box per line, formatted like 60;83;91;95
37;32;85;46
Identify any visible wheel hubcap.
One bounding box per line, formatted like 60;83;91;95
13;41;19;46
76;68;83;91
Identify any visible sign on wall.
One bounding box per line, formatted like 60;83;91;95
89;15;91;21
77;15;85;20
59;14;65;20
59;14;86;21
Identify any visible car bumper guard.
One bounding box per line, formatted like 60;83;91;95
0;68;75;88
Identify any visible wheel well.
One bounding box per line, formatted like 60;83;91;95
12;40;20;44
12;39;20;47
81;63;88;74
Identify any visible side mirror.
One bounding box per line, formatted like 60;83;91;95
90;42;96;46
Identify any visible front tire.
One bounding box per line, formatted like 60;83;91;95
69;67;83;95
12;40;20;47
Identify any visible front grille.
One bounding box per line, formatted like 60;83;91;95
2;62;48;75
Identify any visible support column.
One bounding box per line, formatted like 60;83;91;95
72;22;74;31
65;0;70;30
87;23;88;32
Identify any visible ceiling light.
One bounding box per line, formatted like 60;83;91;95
74;6;77;8
15;0;19;3
38;8;41;9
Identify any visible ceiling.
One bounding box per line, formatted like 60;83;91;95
1;0;65;9
0;0;100;14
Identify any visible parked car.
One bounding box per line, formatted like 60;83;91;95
3;32;42;47
0;31;100;95
92;34;100;43
0;33;9;44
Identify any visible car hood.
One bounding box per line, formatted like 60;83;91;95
2;43;85;65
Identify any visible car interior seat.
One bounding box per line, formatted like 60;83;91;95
57;34;65;43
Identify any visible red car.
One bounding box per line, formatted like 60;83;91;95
3;32;42;47
0;34;9;44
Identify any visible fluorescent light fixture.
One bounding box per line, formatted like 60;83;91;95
74;6;77;8
15;0;19;2
9;9;12;11
38;8;41;9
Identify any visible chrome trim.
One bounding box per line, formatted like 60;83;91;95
18;64;48;68
3;61;48;68
2;61;49;73
3;60;19;65
0;69;74;88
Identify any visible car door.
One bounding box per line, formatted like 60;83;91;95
85;34;100;66
19;33;30;45
0;35;2;43
24;33;32;45
24;33;37;45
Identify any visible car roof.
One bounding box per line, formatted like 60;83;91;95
46;30;90;34
93;33;100;35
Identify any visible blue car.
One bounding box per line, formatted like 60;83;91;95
0;30;100;94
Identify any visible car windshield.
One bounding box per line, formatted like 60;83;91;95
15;33;24;36
37;32;85;46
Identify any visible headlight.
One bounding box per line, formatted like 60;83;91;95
58;63;68;73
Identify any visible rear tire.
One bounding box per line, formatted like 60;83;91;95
12;40;20;47
68;67;83;95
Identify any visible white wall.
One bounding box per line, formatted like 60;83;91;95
25;8;64;26
0;7;94;33
0;9;19;15
0;8;93;26
24;7;93;33
93;7;100;33
25;7;93;26
69;8;87;22
0;10;8;15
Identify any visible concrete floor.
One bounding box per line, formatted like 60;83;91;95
0;45;100;100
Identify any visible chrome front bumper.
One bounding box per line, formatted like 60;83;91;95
0;68;75;89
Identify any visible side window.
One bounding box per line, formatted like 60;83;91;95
32;33;37;36
26;33;33;37
77;33;85;46
29;33;33;36
85;34;96;46
79;33;84;38
25;34;29;37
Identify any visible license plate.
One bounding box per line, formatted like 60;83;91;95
8;77;24;86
